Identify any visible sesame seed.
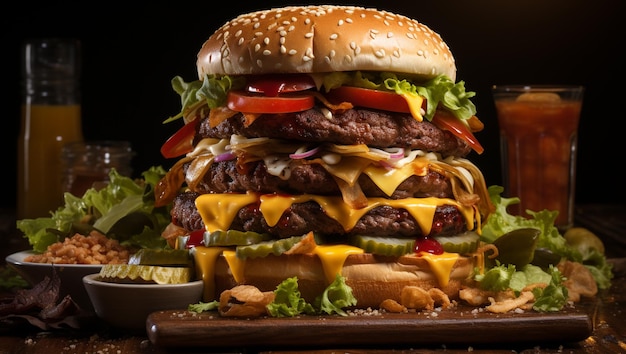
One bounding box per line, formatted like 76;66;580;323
263;37;270;45
238;38;244;45
393;49;400;57
305;32;314;38
288;49;297;55
280;45;287;54
235;30;242;37
338;19;344;26
256;59;263;67
346;18;353;23
387;32;393;38
375;49;385;58
263;49;271;55
330;33;338;40
303;55;312;62
254;43;261;52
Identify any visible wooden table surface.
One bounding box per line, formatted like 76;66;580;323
1;205;625;354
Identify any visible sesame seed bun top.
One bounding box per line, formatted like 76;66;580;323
196;5;457;81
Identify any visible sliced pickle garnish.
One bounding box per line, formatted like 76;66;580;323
204;230;272;246
99;264;191;284
350;235;414;256
433;231;480;255
236;235;306;259
489;228;541;268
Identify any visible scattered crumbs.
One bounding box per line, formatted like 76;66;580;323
513;308;525;314
467;345;474;351
24;338;35;346
347;307;384;316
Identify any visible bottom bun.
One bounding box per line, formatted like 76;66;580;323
213;253;474;309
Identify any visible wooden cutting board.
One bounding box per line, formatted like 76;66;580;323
146;304;592;349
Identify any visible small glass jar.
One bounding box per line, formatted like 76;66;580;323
61;140;135;196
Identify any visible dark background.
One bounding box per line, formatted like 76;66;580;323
1;0;624;210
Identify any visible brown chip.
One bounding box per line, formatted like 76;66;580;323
380;299;406;313
428;288;451;309
284;231;317;255
459;287;492;306
485;291;535;313
400;286;434;310
558;260;598;302
218;285;275;317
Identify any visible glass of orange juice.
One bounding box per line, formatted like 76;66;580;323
492;85;584;230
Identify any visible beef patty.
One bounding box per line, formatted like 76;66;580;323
189;159;452;198
170;191;469;239
199;107;472;157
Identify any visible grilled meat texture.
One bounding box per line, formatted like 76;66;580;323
189;159;453;198
171;191;468;238
199;108;472;157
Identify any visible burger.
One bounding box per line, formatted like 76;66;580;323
155;5;494;310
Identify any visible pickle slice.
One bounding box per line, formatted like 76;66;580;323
433;231;480;254
99;264;191;284
236;235;306;259
128;248;192;266
351;235;415;256
204;230;272;246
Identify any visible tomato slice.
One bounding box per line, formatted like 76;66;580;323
246;74;316;96
160;118;199;159
326;86;411;113
432;111;485;154
227;90;315;113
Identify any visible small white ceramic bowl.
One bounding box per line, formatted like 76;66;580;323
83;274;203;332
5;250;102;312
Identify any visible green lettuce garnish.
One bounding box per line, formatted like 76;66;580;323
166;72;476;125
266;276;316;317
313;274;358;316
189;275;358;317
16;166;170;252
482;185;613;290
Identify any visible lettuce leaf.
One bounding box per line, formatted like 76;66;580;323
266;277;316;317
267;274;357;317
16;166;170;252
314;274;358;316
482;185;613;290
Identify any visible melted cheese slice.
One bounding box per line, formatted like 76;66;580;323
223;250;245;283
313;244;364;284
196;193;476;236
193;246;227;301
363;158;430;197
417;251;459;287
